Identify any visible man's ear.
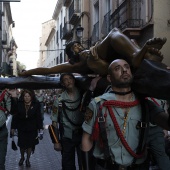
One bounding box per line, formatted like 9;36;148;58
107;75;111;83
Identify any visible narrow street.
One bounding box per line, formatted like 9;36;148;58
5;113;76;170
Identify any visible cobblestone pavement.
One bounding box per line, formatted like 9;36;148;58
5;113;79;170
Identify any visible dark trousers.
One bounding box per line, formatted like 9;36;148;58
95;158;149;170
95;163;149;170
62;133;82;170
0;125;8;170
147;126;170;170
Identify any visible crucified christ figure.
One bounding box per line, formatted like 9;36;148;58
19;28;166;77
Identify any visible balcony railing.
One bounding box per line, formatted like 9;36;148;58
62;22;73;40
91;21;99;45
1;62;11;76
110;0;143;30
69;0;81;25
119;19;143;30
101;10;111;36
63;0;71;7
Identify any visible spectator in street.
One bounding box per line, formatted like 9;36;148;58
146;98;170;170
0;89;11;170
164;100;170;158
81;59;170;170
164;130;170;158
35;90;45;121
46;95;53;114
8;89;43;167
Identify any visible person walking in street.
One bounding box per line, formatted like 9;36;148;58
0;89;11;170
51;73;84;170
9;89;43;167
81;59;170;170
35;90;45;121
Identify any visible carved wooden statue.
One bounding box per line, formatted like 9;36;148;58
2;28;170;99
19;28;166;76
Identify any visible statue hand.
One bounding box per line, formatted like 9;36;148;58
79;50;90;58
89;76;102;91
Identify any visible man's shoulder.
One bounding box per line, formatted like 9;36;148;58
93;93;109;103
93;96;102;103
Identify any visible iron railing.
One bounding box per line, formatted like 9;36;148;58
110;0;143;30
62;22;73;40
69;0;80;23
91;21;99;45
101;10;111;36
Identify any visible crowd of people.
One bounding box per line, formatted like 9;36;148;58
1;27;170;170
0;88;61;169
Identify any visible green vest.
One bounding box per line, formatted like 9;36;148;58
82;92;147;166
51;88;83;139
0;93;11;127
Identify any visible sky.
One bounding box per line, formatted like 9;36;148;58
10;0;57;70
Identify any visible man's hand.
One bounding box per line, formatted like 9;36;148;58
54;143;62;151
38;129;44;140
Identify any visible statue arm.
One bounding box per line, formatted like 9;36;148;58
19;62;85;76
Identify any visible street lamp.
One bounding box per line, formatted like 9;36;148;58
76;25;84;38
9;60;13;75
76;25;91;48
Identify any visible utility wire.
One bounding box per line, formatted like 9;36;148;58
17;49;65;52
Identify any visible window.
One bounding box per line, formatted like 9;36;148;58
56;31;58;44
94;1;99;23
60;53;63;64
106;0;110;13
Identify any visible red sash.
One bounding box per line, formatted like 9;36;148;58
92;99;145;159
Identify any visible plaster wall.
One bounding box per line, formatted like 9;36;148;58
153;0;170;65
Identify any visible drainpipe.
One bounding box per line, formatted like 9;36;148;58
81;11;90;47
145;0;149;23
0;3;2;75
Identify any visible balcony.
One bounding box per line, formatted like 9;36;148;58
63;0;71;7
1;62;11;76
110;0;143;37
91;21;99;45
69;0;81;25
62;22;73;40
101;10;111;36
